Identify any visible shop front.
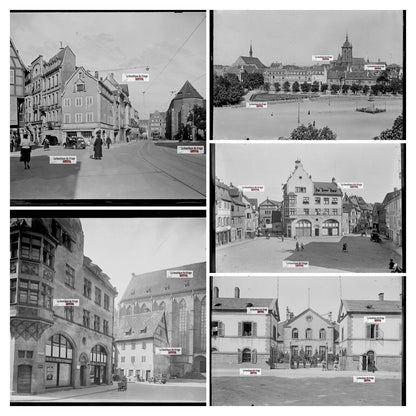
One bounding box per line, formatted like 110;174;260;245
45;334;74;388
89;345;108;385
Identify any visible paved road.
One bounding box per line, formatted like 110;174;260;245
212;376;402;406
216;235;403;273
10;140;206;201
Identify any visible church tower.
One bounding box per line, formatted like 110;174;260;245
249;41;253;58
341;33;353;70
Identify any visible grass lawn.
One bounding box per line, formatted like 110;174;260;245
211;376;403;406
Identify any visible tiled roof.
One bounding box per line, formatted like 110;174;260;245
212;297;277;311
382;189;401;205
259;199;281;207
115;310;165;341
341;299;402;314
313;181;342;196
120;262;206;302
174;80;203;100
238;56;267;69
284;307;334;327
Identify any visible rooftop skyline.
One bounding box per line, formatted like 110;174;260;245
214;10;403;67
10;11;206;119
215;143;402;204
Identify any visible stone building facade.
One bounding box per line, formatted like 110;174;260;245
282;160;343;238
337;293;403;372
118;262;206;376
10;218;117;394
10;38;26;136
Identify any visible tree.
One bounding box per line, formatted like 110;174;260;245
311;81;320;93
377;70;390;87
330;84;340;94
188;104;206;140
283;81;291;92
342;84;350;94
292;81;300;93
289;123;337;140
242;72;264;91
274;82;281;92
350;83;361;94
320;83;329;93
362;85;370;95
301;82;311;93
389;78;402;95
373;114;403;140
213;74;244;107
263;82;270;92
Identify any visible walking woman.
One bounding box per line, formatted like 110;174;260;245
20;134;32;170
93;132;103;160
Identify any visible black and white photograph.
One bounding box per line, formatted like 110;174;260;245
10;11;206;204
213;10;404;140
214;143;404;273
10;213;206;404
211;275;404;406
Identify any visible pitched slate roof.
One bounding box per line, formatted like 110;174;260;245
120;262;205;302
259;198;281;207
284;307;334;327
212;297;277;311
382;189;401;206
313;181;342;196
341;299;402;314
238;56;267;69
115;310;165;341
174;80;203;100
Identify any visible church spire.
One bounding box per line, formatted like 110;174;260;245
346;32;348;42
249;41;253;58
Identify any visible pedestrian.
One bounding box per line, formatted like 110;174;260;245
10;135;15;152
301;242;304;251
296;241;299;251
388;258;395;270
20;134;32;170
313;120;316;127
308;110;310;115
43;137;50;151
281;235;284;242
106;136;112;149
342;243;348;253
93;132;103;160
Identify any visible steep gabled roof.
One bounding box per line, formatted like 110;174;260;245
284;307;334;327
237;56;267;69
115;310;166;341
338;299;402;322
120;262;205;302
174;80;203;100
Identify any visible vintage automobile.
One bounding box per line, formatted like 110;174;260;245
63;137;87;149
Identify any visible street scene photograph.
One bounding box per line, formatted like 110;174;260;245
10;214;206;403
213;10;404;140
214;143;403;273
10;11;206;203
211;275;404;406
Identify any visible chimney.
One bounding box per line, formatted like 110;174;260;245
290;312;294;319
332;177;336;183
394;187;398;192
378;292;384;301
328;312;332;322
295;159;302;169
95;71;99;79
286;307;291;321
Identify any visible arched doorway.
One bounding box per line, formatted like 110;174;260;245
45;334;74;388
362;350;376;371
295;220;312;237
17;364;32;393
90;345;108;385
79;353;89;387
322;219;339;236
193;355;206;373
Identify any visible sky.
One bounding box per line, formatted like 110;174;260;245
213;276;403;320
10;11;206;119
214;10;403;67
80;217;206;306
215;143;402;203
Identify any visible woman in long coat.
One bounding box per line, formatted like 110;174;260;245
93;133;103;160
20;134;32;169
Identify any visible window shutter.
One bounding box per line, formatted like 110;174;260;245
219;321;225;337
238;322;243;337
377;325;383;340
252;322;257;337
366;324;371;339
237;348;242;364
252;349;257;364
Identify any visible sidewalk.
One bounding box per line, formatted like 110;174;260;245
11;383;117;402
212;367;402;379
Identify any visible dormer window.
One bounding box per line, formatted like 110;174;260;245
77;83;85;92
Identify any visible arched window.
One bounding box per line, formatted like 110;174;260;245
140;303;149;313
90;345;107;364
319;328;326;340
305;328;313;339
46;334;73;359
179;299;187;350
159;301;166;311
133;303;139;314
234;287;240;298
292;328;298;339
213;286;219;298
126;305;132;315
242;348;251;363
200;297;206;352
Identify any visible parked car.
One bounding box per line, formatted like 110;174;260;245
44;135;59;146
64;137;87;149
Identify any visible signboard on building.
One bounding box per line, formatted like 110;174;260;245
122;73;150;82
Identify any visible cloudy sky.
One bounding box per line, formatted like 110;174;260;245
214;10;403;66
10;11;206;119
215;143;402;203
81;217;206;305
213;276;403;320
